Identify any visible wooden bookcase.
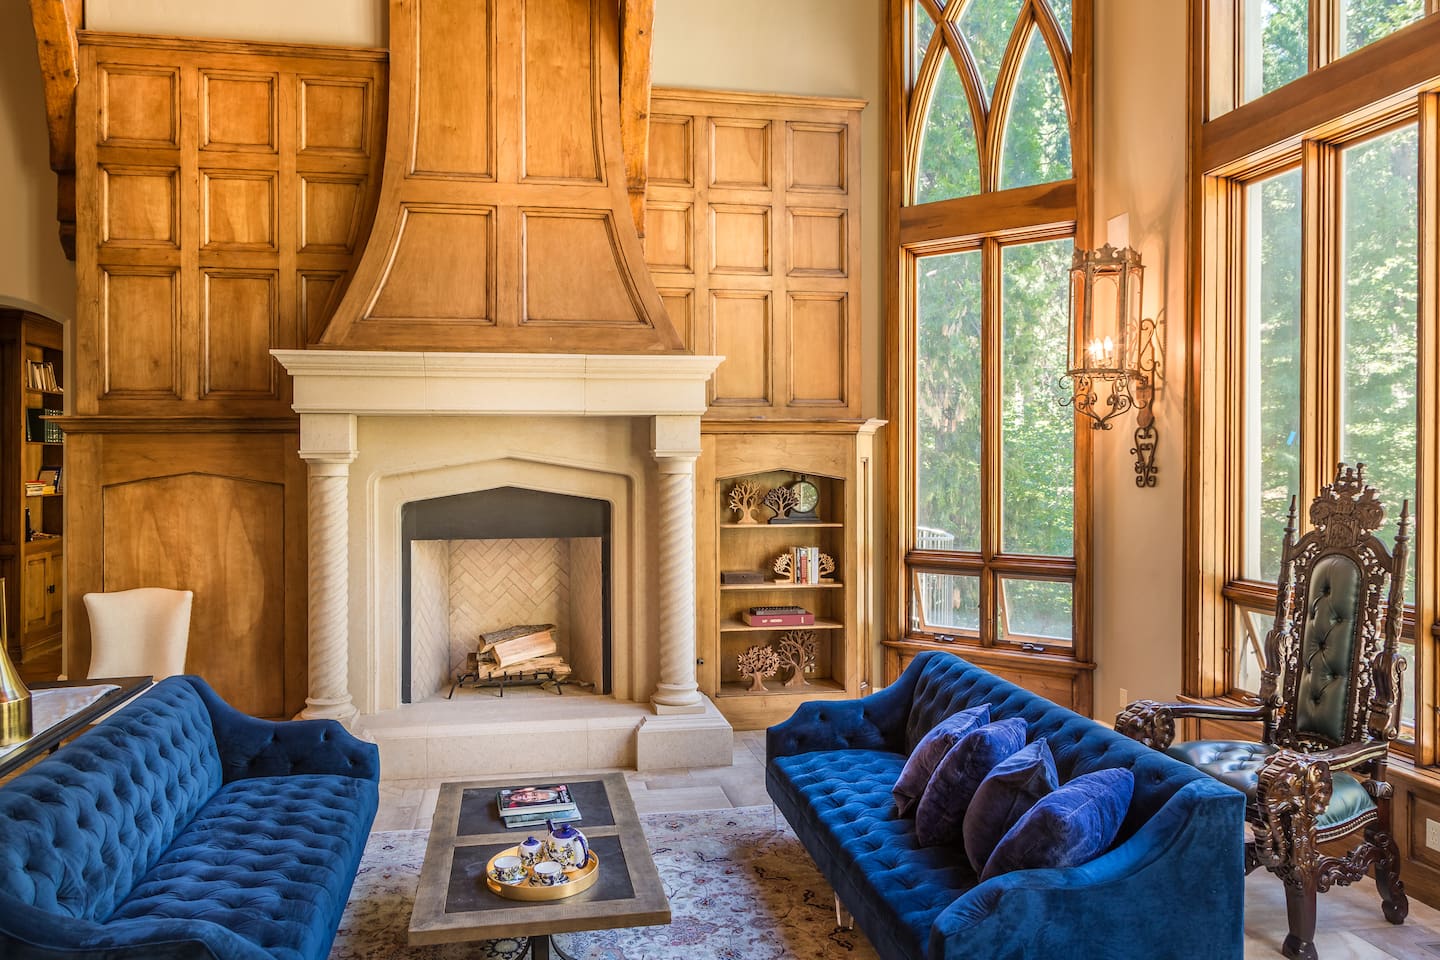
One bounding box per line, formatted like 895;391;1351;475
697;420;882;729
0;309;64;662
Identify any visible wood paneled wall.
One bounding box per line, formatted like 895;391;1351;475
645;88;864;419
66;33;386;717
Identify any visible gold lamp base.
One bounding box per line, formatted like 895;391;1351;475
0;693;31;746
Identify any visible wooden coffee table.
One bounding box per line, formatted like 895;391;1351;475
409;772;670;959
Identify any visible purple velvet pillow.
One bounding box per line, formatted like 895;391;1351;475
914;717;1028;847
980;767;1135;881
961;738;1058;872
892;705;990;817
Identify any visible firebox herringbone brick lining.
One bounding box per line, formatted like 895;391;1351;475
447;539;571;675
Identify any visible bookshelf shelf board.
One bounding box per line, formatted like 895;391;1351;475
23;537;63;552
719;617;843;633
720;581;842;591
23;492;62;498
24;441;64;447
717;678;846;698
720;522;843;529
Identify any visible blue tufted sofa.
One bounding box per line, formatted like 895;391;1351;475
0;675;379;960
767;652;1246;960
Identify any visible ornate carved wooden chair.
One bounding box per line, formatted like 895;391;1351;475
1115;463;1408;960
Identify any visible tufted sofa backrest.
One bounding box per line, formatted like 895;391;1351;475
902;652;1211;841
1293;553;1361;744
0;677;223;923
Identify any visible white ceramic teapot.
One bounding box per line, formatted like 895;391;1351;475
544;819;590;868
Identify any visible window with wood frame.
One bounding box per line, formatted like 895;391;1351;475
1192;2;1440;754
886;0;1093;707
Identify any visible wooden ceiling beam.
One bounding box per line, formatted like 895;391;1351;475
620;0;654;237
27;0;81;260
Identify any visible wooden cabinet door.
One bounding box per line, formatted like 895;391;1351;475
22;554;49;635
44;556;61;627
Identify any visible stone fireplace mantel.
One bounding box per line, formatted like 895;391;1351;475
272;349;723;731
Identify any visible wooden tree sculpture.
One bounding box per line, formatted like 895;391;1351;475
737;644;781;692
728;480;763;524
817;553;836;582
763;485;799;522
772;552;794;582
778;630;817;688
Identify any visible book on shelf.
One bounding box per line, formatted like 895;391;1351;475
23;482;45;497
743;605;815;627
496;782;577;817
25;408;64;444
25;360;60;393
502;808;582;828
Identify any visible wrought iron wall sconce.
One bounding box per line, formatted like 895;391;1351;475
1060;245;1161;488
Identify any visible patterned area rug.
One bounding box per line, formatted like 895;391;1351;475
330;806;878;960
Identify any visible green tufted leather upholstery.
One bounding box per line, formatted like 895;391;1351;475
1294;554;1362;744
1166;740;1377;837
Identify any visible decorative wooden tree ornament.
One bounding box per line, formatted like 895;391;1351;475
778;630;817;688
763;485;799;522
772;552;794;582
737;644;781;692
818;553;836;583
727;479;763;524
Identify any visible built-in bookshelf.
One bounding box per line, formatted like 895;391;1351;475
0;310;64;661
697;421;883;729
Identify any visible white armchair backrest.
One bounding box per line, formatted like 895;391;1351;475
84;588;194;681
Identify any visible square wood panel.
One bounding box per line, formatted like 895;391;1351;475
644;202;693;273
711;205;770;275
299;78;371;156
787;122;847;193
299;271;344;343
102;165;178;247
711;291;771;405
202;172;277;251
99;65;179;147
102;268;180;399
788;293;847;405
658;288;695;352
301;175;364;253
202;270;280;398
710;119;771;189
789;208;847;277
648;115;693;186
202;72;277;151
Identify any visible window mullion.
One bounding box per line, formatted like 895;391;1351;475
1300;139;1341;501
1308;0;1333;71
1415;91;1440;764
980;237;1002;646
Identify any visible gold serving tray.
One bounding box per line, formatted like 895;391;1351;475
483;845;600;902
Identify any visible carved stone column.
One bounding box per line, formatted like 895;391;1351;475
298;414;358;724
651;415;705;714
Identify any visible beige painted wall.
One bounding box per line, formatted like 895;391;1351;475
0;3;76;321
86;0;386;46
1091;0;1190;720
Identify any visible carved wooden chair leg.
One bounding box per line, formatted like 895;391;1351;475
1368;826;1409;924
834;894;854;931
1281;875;1320;960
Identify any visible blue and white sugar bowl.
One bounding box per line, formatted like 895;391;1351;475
518;835;544;867
544;820;589;868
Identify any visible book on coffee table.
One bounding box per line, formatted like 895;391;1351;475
496;783;577;817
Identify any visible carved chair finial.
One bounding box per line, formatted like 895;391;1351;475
1309;462;1384;545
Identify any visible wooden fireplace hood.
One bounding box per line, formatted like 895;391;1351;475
315;0;683;353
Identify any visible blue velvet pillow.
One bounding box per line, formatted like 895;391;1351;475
961;737;1058;872
980;766;1135;881
892;704;990;817
914;717;1027;847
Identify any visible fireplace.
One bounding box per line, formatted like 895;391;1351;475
403;487;611;702
273;350;733;776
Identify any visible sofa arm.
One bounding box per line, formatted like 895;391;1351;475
179;676;380;783
928;780;1246;960
767;677;917;761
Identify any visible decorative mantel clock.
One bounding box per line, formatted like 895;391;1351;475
766;476;820;524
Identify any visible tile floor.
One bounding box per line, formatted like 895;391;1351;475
375;731;1440;960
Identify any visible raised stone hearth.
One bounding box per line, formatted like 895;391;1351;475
274;350;732;776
